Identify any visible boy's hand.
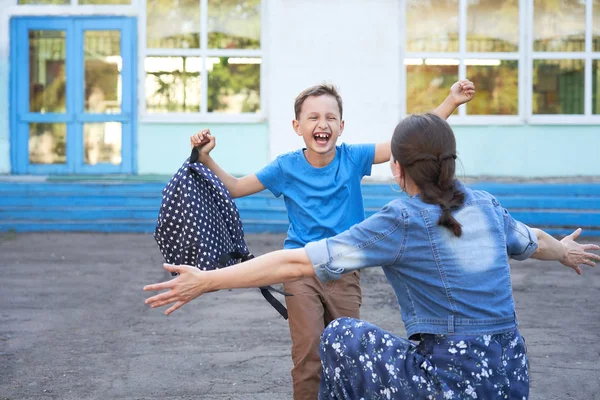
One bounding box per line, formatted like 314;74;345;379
190;129;216;159
449;79;475;107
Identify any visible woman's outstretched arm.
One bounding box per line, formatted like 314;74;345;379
144;249;315;315
530;228;600;275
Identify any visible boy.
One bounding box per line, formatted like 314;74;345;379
190;81;475;399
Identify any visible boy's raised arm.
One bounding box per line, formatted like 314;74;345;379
372;79;476;165
433;79;475;119
191;129;265;198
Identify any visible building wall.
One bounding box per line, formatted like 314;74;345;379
137;122;269;176
0;0;598;178
265;0;600;180
266;0;402;172
0;0;11;174
454;125;600;178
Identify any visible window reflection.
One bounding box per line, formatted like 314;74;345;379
593;60;600;114
208;57;261;113
29;30;66;113
147;0;200;48
145;56;202;113
467;0;519;52
533;59;584;114
29;123;67;165
80;0;130;4
18;0;69;4
208;0;261;49
84;122;122;165
406;61;458;114
534;0;585;52
467;60;518;115
594;0;600;52
84;30;122;114
406;0;459;52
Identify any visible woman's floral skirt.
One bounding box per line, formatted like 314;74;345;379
319;317;529;400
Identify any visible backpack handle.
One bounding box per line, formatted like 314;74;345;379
190;147;200;163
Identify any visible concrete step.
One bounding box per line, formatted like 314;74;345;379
1;181;599;235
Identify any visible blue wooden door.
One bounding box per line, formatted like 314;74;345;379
11;17;137;174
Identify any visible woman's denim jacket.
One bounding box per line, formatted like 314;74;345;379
305;182;539;339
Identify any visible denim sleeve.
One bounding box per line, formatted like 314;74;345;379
304;203;406;282
255;158;285;197
502;208;539;261
346;143;376;177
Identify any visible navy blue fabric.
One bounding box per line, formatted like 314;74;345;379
154;156;248;270
319;317;529;400
154;153;289;319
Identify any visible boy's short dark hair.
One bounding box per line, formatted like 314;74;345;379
294;84;343;120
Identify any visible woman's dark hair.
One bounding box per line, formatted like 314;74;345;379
391;113;465;237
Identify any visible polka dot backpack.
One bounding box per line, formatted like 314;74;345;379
154;148;290;319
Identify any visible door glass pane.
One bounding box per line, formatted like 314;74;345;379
29;123;66;164
405;60;458;114
533;59;584;114
84;30;122;114
466;60;518;115
406;0;458;52
145;56;201;113
29;30;66;113
84;122;122;165
147;0;200;48
467;0;519;52
534;0;585;52
208;0;260;49
208;57;260;113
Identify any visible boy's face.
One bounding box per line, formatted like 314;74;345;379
293;95;344;155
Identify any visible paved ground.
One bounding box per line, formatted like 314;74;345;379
0;232;599;400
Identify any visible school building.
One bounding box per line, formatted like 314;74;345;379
0;0;599;235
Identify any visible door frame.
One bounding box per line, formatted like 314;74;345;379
10;16;137;175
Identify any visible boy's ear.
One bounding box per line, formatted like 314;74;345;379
339;120;345;136
292;119;302;136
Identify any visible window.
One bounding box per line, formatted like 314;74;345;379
143;0;263;118
18;0;131;4
402;0;600;123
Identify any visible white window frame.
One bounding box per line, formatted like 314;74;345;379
400;0;600;125
528;0;600;124
139;0;267;123
8;0;140;15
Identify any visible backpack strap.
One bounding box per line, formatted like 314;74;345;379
190;147;200;163
219;251;292;320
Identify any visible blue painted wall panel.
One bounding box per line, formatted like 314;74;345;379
137;122;269;176
453;125;600;178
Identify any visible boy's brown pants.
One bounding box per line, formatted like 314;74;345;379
283;271;362;400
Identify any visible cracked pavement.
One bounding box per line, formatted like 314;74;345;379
0;233;599;400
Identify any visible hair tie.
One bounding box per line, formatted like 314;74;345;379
405;154;456;167
438;154;457;162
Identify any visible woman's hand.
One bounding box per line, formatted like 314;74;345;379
559;228;600;275
144;264;212;315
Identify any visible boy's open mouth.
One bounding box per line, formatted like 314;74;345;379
314;132;330;145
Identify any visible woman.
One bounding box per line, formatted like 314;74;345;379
144;113;599;399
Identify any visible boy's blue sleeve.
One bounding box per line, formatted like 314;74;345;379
256;158;285;197
347;143;376;177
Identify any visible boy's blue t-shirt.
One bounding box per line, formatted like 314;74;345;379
255;143;376;249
